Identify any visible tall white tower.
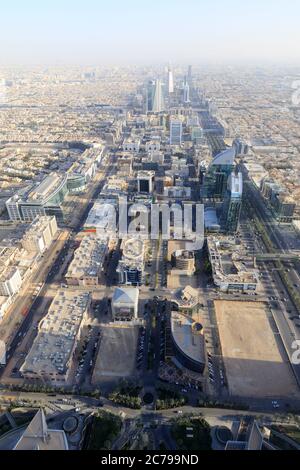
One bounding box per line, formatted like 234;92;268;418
167;66;174;94
152;79;164;113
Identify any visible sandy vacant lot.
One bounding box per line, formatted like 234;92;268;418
214;300;299;398
92;325;138;386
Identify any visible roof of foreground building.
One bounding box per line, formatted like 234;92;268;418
14;409;68;450
112;286;139;306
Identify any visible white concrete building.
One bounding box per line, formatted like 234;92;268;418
0;266;22;297
123;138;140;153
21;216;58;254
145;140;160;153
111;286;139;321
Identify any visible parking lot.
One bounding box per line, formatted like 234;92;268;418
91;325;139;388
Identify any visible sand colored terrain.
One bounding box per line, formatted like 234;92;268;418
92;324;138;384
214;300;299;398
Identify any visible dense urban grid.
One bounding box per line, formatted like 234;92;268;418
0;64;300;451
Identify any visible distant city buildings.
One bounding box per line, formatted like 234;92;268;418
169;118;183;145
146;79;164;113
167;66;174;94
182;77;190;104
137;170;155;194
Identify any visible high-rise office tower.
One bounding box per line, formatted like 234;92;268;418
152;79;164;112
167;66;174;94
170;118;183;145
232;138;249;156
203;147;236;199
187;65;192;84
183;76;190;103
148;79;164;113
146;80;155;112
222;172;243;233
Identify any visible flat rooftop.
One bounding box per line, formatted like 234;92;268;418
21;291;90;377
174;286;199;309
207;235;258;285
27;174;65;201
171;311;205;365
84;200;117;232
66;234;107;278
121;238;144;260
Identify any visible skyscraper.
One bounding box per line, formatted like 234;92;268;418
146;79;155;113
152;79;164;113
187;65;192;85
183;76;190;103
203;147;236;199
170;118;183;145
167;65;174;94
222;172;243;233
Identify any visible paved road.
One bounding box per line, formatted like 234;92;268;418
242;176;300;388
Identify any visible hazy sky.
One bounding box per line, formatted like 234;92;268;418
1;0;300;65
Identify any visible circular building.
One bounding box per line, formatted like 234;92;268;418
170;311;205;373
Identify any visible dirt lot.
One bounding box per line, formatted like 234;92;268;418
214;300;299;398
92;324;138;388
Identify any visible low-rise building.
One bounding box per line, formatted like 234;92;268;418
21;291;91;384
123;137;140;153
145;139;160;152
65;234;108;285
172;286;199;316
111;286;139;321
163;186;191;199
83;199;118;238
137;170;155;194
117;238;144;286
207;235;259;292
170;250;195;276
168;311;206;373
